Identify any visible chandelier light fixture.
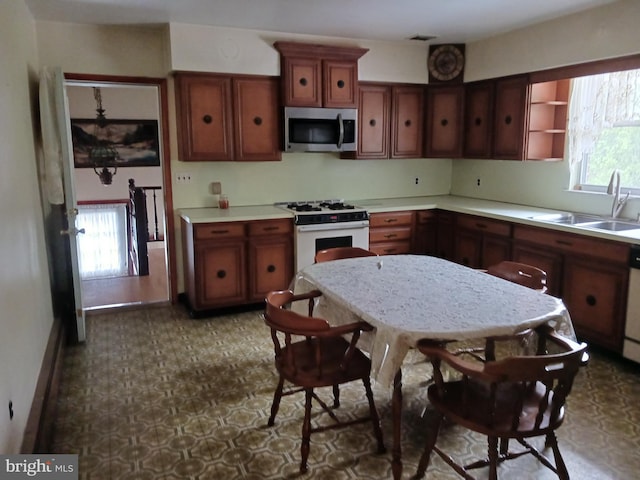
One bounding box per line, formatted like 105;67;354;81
89;87;118;185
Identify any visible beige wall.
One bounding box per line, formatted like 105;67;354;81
0;0;55;454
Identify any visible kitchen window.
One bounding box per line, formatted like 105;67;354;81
569;68;640;193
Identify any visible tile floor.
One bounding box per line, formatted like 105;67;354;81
52;305;640;479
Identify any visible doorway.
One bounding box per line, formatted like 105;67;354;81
64;74;175;311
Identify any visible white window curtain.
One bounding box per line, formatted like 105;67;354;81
76;204;129;279
567;69;640;166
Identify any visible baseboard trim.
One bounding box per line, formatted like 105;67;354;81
20;317;65;453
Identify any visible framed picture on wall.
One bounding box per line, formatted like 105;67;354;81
70;118;160;168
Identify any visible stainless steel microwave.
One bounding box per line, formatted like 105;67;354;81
283;106;357;152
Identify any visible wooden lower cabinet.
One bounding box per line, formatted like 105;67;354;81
369;211;414;255
513;224;629;352
454;214;511;268
182;218;293;313
413;210;437;255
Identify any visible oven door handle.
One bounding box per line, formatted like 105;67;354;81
297;221;369;232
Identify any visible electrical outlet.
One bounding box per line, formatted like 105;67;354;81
476;178;481;187
211;181;222;195
415;177;419;185
176;173;193;184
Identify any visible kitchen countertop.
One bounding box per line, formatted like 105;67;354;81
180;195;640;244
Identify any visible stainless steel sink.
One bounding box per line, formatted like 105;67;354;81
531;212;640;233
530;212;601;225
577;220;640;232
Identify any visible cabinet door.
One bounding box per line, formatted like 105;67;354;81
196;241;246;308
281;56;322;107
464;81;494;158
482;235;512;269
248;236;293;302
323;60;358;108
414;210;437;255
354;83;390;159
233;76;281;161
563;258;627;352
425;85;464;158
436;211;455;260
512;243;563;297
493;75;529;160
455;228;482;267
391;85;424;158
175;74;234;161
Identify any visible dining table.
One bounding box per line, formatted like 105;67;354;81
292;254;575;480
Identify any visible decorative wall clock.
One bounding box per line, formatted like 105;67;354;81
428;44;465;83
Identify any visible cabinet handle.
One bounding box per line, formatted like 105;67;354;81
384;218;398;223
211;229;230;234
337;79;345;88
476;223;487;229
440;118;449;127
267;265;276;273
253;116;262;126
203;114;213;124
384;248;397;254
369;119;376;127
217;270;226;279
263;226;279;232
586;294;597;306
504;115;512;125
556;239;573;246
404;119;412;127
474;117;482;126
384;233;398;239
299;77;308;86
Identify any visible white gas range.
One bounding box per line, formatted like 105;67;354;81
276;200;370;272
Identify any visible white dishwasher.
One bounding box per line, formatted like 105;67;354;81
623;245;640;362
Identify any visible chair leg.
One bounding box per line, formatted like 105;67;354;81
499;437;509;455
268;376;285;426
414;411;443;479
333;384;340;408
546;432;570;480
362;376;386;454
488;436;499;480
300;388;313;474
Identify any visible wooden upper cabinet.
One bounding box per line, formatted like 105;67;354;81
175;72;281;162
345;82;391;159
175;74;234;161
233;76;281;161
425;85;464;158
526;79;570;161
492;75;530;160
391;85;424;158
274;41;368;108
280;56;322;107
463;80;494;158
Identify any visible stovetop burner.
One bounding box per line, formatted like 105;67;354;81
276;199;369;225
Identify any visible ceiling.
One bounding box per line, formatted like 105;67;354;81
25;0;616;43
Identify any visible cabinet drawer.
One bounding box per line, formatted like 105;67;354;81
370;227;412;243
370;211;414;227
416;210;436;224
248;218;292;236
369;241;412;256
513;225;629;263
457;215;511;236
195;222;245;240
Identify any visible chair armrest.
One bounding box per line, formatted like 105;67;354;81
317;321;373;337
288;289;322;303
418;340;490;380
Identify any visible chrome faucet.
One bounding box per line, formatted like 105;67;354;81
607;169;629;218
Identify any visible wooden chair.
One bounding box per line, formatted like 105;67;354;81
314;246;376;263
413;324;589;480
264;289;385;473
456;261;549;363
487;260;548;293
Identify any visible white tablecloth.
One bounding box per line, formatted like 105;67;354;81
292;255;575;387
